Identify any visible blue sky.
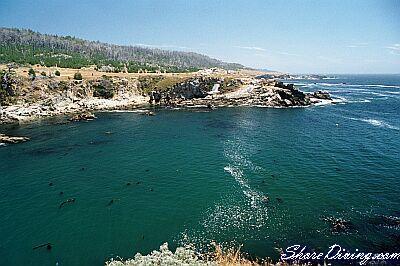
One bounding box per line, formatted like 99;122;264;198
1;0;399;73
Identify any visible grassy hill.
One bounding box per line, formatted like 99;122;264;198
0;28;244;73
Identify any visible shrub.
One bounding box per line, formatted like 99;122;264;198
40;71;46;76
55;70;60;76
58;81;69;90
93;79;114;99
73;72;82;80
28;68;36;80
28;68;35;76
93;84;114;99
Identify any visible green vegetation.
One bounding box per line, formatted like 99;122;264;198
93;79;114;99
220;77;242;93
55;70;60;76
40;71;46;76
138;76;188;94
58;80;69;91
0;43;201;73
73;72;82;80
0;28;244;73
93;85;114;99
28;68;36;78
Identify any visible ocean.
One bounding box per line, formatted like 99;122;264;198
0;74;399;265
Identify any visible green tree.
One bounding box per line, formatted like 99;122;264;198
55;70;60;76
28;68;36;79
41;71;46;76
73;72;82;80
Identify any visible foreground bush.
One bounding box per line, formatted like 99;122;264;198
106;242;293;266
106;243;213;266
74;72;82;80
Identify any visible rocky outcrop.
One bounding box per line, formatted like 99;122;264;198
313;90;332;100
0;133;30;144
0;75;148;124
69;112;96;122
274;81;294;90
168;78;210;99
147;79;331;108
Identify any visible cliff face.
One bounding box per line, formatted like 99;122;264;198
0;69;332;124
0;74;147;123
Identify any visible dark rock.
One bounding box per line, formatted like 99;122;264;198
107;199;114;206
322;216;353;233
313;90;332;100
262;196;270;203
143;111;155;116
33;242;53;250
0;134;30;144
69;112;96;122
59;198;75;208
368;214;400;227
274;81;294;90
152;91;162;103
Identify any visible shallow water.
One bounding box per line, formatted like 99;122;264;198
0;74;399;265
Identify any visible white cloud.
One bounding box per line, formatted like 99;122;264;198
346;42;368;48
234;46;266;51
386;44;400;50
385;44;400;56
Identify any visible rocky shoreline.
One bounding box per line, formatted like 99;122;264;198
0;133;30;144
155;81;332;109
0;68;334;124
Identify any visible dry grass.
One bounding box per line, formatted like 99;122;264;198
211;243;296;266
0;64;191;81
213;243;255;265
0;64;272;83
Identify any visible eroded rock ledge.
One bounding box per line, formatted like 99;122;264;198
147;77;332;108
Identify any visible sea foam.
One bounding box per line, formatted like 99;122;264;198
346;117;399;131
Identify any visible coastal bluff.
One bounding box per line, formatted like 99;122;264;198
0;66;333;124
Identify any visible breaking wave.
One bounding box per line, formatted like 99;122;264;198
346;117;399;131
307;83;400;89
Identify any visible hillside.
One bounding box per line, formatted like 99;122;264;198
0;28;244;73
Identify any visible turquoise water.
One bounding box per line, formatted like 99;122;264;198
0;75;399;265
